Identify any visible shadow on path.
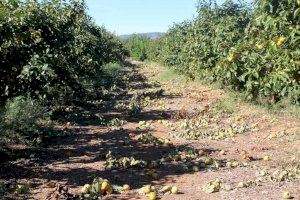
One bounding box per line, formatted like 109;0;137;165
0;62;221;198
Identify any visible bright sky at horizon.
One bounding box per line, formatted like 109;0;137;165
86;0;199;35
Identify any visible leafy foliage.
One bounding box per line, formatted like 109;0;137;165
0;96;47;145
147;0;300;104
0;0;128;105
123;35;151;61
0;0;128;146
218;0;300;103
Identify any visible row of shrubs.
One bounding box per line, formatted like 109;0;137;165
0;0;128;147
123;35;152;61
126;0;300;105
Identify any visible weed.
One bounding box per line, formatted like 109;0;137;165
0;96;48;145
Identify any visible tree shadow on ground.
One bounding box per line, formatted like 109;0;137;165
1;62;223;198
1;126;221;192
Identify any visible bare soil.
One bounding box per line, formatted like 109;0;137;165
1;61;299;200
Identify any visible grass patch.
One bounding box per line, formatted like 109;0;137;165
267;99;300;118
159;68;184;82
147;62;300;119
0;96;49;146
103;63;124;76
94;62;128;90
289;132;300;142
211;97;236;114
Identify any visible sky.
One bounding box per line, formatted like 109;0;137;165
85;0;199;35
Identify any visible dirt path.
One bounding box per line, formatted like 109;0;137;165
1;61;299;200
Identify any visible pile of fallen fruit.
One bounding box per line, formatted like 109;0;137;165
78;177;181;200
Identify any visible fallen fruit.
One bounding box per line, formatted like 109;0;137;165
202;180;221;193
242;153;249;160
223;184;233;191
171;186;179;194
164;139;171;145
237;182;245;188
80;184;91;194
139;121;146;126
143;185;151;194
219;150;226;155
122;184;130;191
161;185;172;193
241;150;247;155
204;158;213;165
263;155;270;161
283;191;291;199
101;180;110;191
149;191;157;200
198;149;205;156
226;161;233;168
212;179;221;189
182;166;189;172
192;166;199;172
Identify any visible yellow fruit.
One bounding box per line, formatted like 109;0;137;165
241;150;247;155
237;182;245;188
270;41;276;46
143;185;151;194
228;127;234;138
149;191;157;200
192;166;199;172
263;155;270;161
283;191;291;199
198;149;205;156
223;184;233;191
164;139;171;145
171;186;179;194
234;116;242;122
276;37;286;45
232;161;239;167
161;185;172;193
268;133;277;139
227;55;235;62
151;186;157;192
101;180;110;191
212;180;221;189
218;131;225;138
139;121;146;126
255;44;264;49
80;184;91;194
219;150;226;155
122;184;130;191
242;154;249;160
204;158;213;165
226;161;233;168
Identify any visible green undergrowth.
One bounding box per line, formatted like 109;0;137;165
147;62;300;119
